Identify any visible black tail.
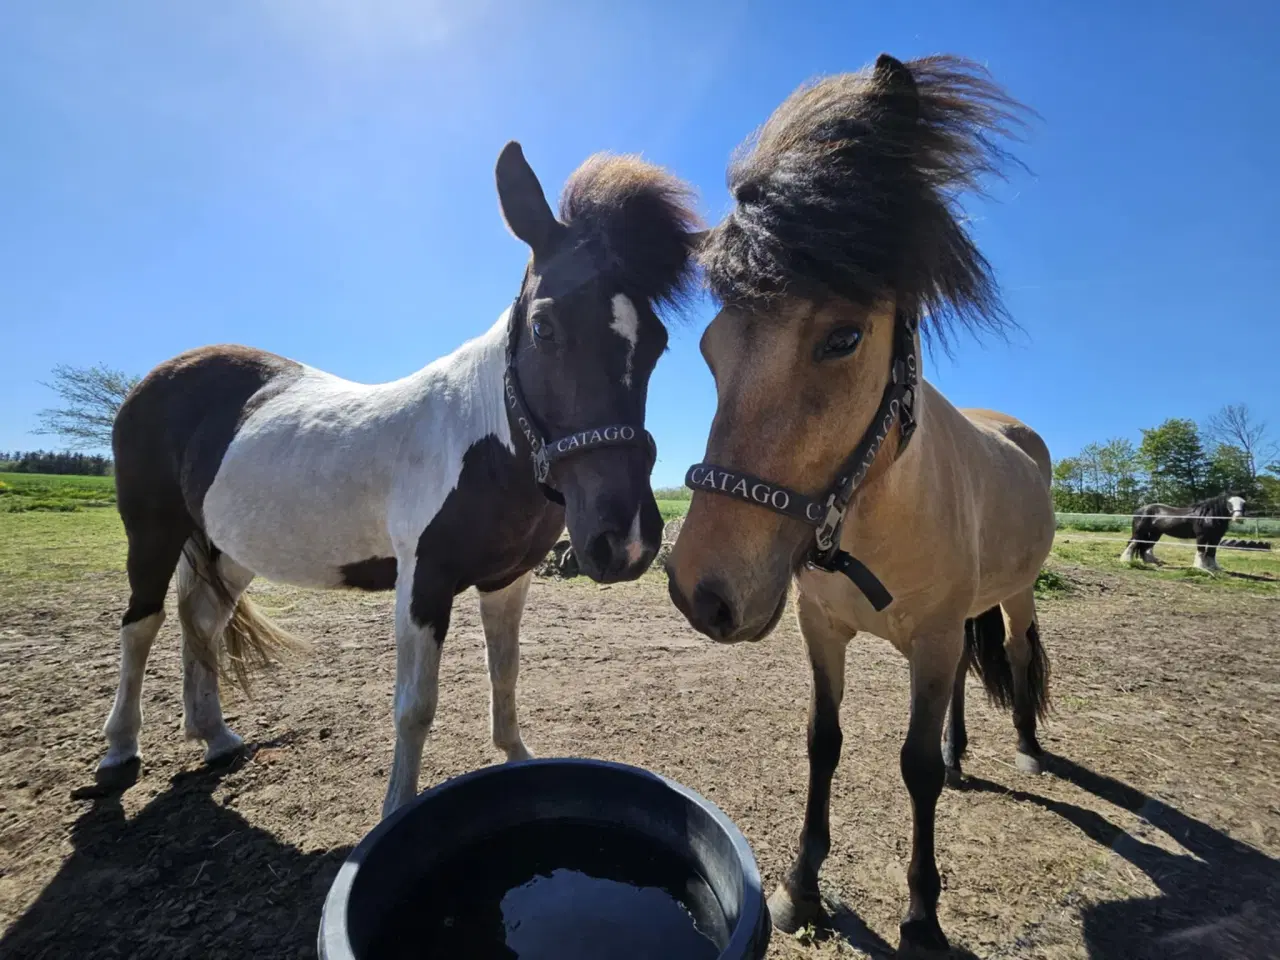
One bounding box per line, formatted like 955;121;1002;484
964;605;1052;721
1024;622;1051;721
965;606;1013;710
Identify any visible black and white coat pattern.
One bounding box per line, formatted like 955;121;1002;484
1120;495;1246;571
97;143;700;817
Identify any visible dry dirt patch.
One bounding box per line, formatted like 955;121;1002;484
1;564;1277;959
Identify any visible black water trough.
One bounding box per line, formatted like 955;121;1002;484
319;758;770;960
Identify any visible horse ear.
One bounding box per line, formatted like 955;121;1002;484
496;141;560;256
873;53;920;123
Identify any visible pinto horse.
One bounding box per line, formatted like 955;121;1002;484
668;56;1051;956
98;143;700;818
1120;494;1246;570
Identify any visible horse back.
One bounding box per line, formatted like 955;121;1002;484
959;408;1052;488
113;345;304;529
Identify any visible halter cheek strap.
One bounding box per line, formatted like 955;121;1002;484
684;314;918;612
504;296;657;504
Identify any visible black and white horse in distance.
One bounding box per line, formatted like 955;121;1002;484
1121;494;1246;571
98;143;702;818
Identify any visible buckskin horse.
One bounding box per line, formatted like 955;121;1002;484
1120;494;1246;570
99;143;701;818
667;55;1051;956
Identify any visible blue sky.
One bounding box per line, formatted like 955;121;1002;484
3;1;1278;486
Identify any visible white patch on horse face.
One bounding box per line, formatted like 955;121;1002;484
610;293;639;388
1228;496;1245;518
623;504;646;567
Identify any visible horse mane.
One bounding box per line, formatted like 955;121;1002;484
699;54;1032;348
559;154;703;319
1191;494;1231;518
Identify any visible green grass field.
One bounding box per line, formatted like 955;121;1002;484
0;472;116;512
1;475;1273;596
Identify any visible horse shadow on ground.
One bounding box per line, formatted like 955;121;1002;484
1223;570;1277;583
805;898;981;960
804;753;1277;959
959;754;1280;960
1;751;352;960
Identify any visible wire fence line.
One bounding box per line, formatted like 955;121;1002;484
1056;511;1279;522
1055;512;1279;538
1055;533;1274;554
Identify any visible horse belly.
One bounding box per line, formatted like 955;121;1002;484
202;424;396;589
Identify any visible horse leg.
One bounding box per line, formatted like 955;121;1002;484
100;518;191;771
1119;528;1139;563
1194;539;1219;572
1142;531;1160;564
898;630;962;958
478;572;533;762
1002;588;1050;774
382;556;451;819
766;594;853;934
177;541;253;764
941;646;971;787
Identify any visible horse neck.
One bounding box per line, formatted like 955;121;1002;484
404;308;515;452
843;378;940;545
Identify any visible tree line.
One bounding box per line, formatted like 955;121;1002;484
1053;405;1280;515
0;450;114;476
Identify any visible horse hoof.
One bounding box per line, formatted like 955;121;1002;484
898;916;950;958
204;730;245;766
767;885;821;934
98;743;140;771
944;765;965;788
1016;751;1043;775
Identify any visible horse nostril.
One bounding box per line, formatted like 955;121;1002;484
692;580;738;641
587;531;621;574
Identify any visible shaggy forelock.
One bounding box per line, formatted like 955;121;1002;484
559;154;703;318
699;54;1032;348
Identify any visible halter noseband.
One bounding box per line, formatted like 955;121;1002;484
504;297;657;505
684;313;919;611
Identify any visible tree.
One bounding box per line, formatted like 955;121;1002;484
1051;456;1087;512
34;364;141;451
1139;418;1209;504
1098;437;1143;512
1056;439;1144;513
1206;443;1256;500
1259;470;1280;515
1205;403;1275;482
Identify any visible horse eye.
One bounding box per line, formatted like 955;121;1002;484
531;317;555;342
817;326;861;360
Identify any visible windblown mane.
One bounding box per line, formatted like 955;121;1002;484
699;54;1032;346
559;154;703;318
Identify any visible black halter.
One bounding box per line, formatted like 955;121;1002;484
503;297;657;505
684;313;919;611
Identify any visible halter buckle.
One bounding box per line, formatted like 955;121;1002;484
532;444;550;484
814;496;844;553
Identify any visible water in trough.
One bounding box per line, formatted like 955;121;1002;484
369;820;725;959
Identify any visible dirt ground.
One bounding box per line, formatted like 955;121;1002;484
1;561;1278;959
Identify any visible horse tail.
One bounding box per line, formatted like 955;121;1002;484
178;533;307;695
1126;508;1154;557
1021;622;1052;721
964;605;1014;711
